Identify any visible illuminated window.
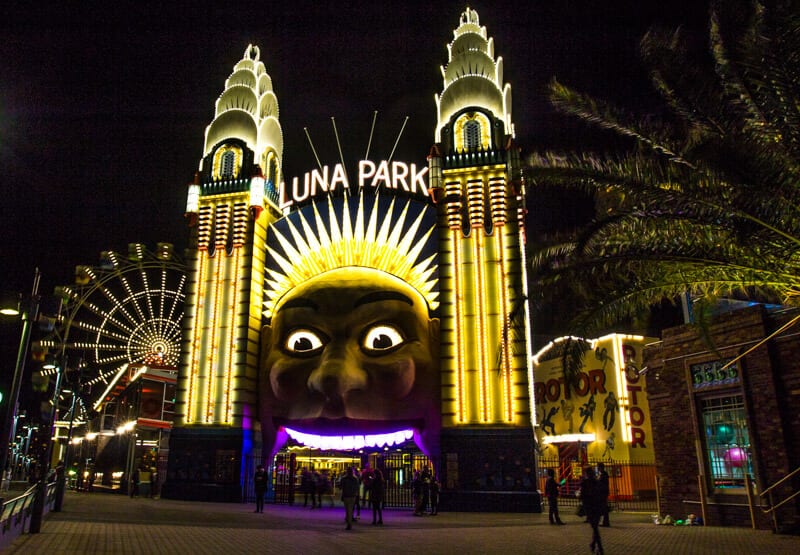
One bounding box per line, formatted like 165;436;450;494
464;120;481;150
268;157;278;186
701;395;751;489
221;151;236;178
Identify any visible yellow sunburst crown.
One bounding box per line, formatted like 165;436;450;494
263;191;439;318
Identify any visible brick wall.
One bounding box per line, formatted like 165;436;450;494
644;306;800;530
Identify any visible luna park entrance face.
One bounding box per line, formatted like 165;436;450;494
252;447;431;508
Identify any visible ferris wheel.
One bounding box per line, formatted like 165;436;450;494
36;243;186;418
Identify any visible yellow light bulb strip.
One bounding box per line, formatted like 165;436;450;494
496;231;514;422
453;228;466;423
445;181;462;229
224;247;242;424
232;202;248;248
612;336;632;443
205;252;222;422
198;206;213;250
202;203;230;423
467;180;483;228
518;224;536;426
186;248;208;423
474;232;490;423
489;177;507;226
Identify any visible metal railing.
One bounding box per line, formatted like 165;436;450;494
758;465;800;532
0;482;57;549
537;457;659;513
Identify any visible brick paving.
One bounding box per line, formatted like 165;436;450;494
5;491;799;554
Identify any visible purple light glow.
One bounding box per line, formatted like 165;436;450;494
284;427;414;450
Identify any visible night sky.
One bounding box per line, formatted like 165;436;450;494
0;1;708;378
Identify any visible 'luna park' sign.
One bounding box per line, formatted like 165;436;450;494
279;160;429;209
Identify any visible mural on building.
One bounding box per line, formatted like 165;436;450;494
532;335;655;463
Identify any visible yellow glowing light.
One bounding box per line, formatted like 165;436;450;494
453;229;466;423
263;192;438;318
496;231;514;423
224;248;242;424
186;250;208;423
542;433;596;444
474;234;490;423
205;253;223;423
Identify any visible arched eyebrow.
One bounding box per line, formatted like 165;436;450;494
354;291;413;308
278;297;319;312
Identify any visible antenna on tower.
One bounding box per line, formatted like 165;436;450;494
387;116;409;163
331;117;349;187
304;127;323;171
365;110;378;160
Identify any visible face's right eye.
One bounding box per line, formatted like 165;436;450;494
284;329;325;355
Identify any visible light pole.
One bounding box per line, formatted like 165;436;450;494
54;364;81;512
29;353;66;533
0;269;41;502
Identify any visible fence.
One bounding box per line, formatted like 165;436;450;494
244;451;431;509
537;458;658;513
0;482;57;550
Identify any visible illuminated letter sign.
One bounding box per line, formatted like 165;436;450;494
280;160;429;209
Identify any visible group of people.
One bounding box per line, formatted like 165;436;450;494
544;462;610;555
300;468;336;509
338;466;386;529
411;467;440;516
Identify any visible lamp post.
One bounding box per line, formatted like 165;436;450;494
54;364;81;512
0;269;41;502
29;353;66;533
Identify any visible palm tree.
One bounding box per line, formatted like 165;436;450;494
528;0;800;369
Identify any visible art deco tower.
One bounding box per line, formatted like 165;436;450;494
428;9;536;498
163;45;283;500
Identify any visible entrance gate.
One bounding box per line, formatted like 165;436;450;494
244;449;431;508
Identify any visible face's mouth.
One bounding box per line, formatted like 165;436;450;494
284;427;414;450
273;417;421;450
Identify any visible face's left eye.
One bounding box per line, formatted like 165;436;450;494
362;324;405;353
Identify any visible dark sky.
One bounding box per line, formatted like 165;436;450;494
0;1;708;373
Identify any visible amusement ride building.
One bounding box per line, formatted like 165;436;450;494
162;8;540;510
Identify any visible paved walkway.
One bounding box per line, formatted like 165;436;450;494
5;491;798;554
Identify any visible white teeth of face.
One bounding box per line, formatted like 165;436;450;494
284;428;414;450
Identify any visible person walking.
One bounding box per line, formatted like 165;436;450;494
300;468;314;507
370;469;386;525
580;466;604;554
596;463;610;527
253;465;268;513
429;475;440;515
340;467;360;530
545;468;564;525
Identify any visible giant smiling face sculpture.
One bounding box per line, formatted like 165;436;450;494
260;266;440;457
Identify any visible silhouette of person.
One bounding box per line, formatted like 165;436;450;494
541;405;559;435
253;464;268;513
602;392;618;431
601;432;616;458
579;394;596;433
561;399;575;433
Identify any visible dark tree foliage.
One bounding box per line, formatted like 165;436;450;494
527;1;800;385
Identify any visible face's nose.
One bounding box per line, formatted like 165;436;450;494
307;342;368;407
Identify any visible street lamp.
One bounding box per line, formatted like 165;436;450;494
0;269;41;501
29;352;66;533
